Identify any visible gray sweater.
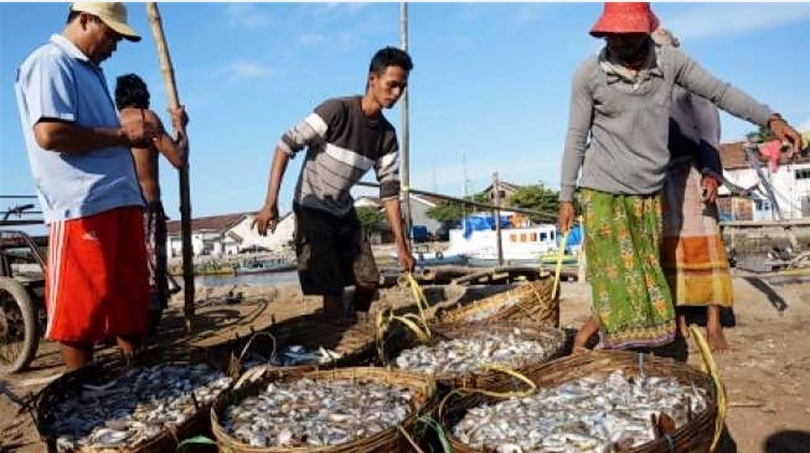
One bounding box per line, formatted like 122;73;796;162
559;44;774;202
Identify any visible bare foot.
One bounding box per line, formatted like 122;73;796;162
706;324;730;353
572;345;591;355
677;314;690;339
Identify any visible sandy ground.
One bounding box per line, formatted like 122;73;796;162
1;273;809;452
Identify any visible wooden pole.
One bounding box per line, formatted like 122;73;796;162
493;172;504;266
146;3;195;333
399;2;413;249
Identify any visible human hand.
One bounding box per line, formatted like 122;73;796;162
119;109;158;147
252;203;279;236
558;202;575;233
700;176;719;204
397;247;416;273
169;105;189;131
768;115;802;160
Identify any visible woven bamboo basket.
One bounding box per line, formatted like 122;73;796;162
389;320;567;394
440;350;719;453
35;347;235;453
210;366;437;453
435;276;558;328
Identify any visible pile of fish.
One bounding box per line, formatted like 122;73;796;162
241;345;344;370
452;369;709;453
221;377;414;447
394;328;557;378
47;363;233;452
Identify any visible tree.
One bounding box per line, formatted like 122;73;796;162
426;192;489;225
355;206;386;232
505;184;560;224
746;125;773;144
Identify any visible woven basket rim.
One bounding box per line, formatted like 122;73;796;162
436;278;553;325
441;350;719;453
210;366;436;453
35;347;234;453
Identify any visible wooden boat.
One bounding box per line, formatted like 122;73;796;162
234;258;296;275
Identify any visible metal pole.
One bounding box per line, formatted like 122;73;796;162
493;172;504;266
399;2;413;247
146;3;195;333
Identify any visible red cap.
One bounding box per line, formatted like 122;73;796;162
590;2;660;37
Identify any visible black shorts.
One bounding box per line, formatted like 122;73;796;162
293;205;379;297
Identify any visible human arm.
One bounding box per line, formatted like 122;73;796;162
375;135;414;272
558;63;594;232
32;119;154;155
144;107;189;169
253;147;291;236
672;48;803;156
382;198;415;273
252;104;334;235
691;94;722;204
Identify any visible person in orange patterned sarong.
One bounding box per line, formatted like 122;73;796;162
652;28;733;352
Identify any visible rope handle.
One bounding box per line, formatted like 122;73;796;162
551;230;570;301
414;415;454;453
689;325;727;452
437;363;537;419
233;331;277;372
175;435;217;453
396;425;427;453
406;272;432;326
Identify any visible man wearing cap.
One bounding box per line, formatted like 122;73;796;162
559;2;803;352
14;3;157;370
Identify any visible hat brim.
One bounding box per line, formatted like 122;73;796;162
103;18;141;42
589;12;660;38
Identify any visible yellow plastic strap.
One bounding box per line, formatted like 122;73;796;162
689;325;726;452
436;364;537;419
551;231;570;301
407;272;431;327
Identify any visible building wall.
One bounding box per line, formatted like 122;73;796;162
722;162;810;220
409;199;441;233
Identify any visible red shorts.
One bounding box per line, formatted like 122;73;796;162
45;206;149;343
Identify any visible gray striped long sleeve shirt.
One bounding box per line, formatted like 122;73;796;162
559;44;775;202
278;95;400;216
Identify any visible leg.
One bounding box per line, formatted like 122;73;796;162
677;308;691;339
706;305;730;353
352;284;377;322
322;294;345;321
573;316;600;353
60;341;93;370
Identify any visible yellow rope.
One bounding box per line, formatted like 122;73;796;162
551;231;570;301
689;325;727;452
406;272;432;329
437;363;537;419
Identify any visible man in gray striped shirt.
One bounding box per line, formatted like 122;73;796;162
254;47;416;322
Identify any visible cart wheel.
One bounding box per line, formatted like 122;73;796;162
0;277;39;373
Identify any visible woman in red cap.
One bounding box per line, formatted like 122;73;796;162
558;2;802;352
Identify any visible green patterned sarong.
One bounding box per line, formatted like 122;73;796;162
581;189;676;349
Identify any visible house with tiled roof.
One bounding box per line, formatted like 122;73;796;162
166;211;295;257
718;137;810;221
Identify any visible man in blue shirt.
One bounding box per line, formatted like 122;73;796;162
15;3;158;369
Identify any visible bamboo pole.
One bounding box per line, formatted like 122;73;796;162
146;3;195;333
399;2;413;248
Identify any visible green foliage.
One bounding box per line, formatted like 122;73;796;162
356;206;386;231
746;125;774;144
505;184;560;223
426;192;489;224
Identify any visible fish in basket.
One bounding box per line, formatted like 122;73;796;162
391;321;567;392
210;366;436;452
439;350;720;453
35;351;234;453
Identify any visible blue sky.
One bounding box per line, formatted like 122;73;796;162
1;2;809;228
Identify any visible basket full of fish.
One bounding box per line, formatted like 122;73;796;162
439;350;719;453
435;277;558;328
391;320;567;393
35;350;235;453
210;366;436;452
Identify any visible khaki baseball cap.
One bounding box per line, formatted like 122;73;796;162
69;2;141;42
